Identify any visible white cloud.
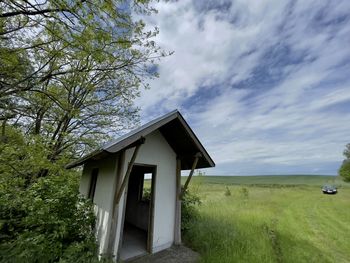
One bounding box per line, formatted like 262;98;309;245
136;0;350;175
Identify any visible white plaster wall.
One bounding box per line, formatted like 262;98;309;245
79;165;92;196
79;153;119;256
113;130;177;254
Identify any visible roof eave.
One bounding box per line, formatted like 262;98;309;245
176;111;215;168
65;149;104;169
66;110;215;170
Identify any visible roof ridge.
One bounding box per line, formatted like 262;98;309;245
66;109;215;169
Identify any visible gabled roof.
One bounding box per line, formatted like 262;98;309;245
66;110;215;170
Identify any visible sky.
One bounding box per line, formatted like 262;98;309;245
135;0;350;175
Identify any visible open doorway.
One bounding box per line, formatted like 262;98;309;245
120;164;156;261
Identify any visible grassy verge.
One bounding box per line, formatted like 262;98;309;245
184;175;348;187
183;176;350;263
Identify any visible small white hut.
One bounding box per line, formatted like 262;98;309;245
67;110;215;261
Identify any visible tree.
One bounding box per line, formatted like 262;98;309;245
1;0;170;171
343;143;350;159
339;144;350;182
0;1;168;260
0;126;99;262
339;160;350;182
1;0;163;95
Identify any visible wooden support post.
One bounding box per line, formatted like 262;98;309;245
115;143;142;204
174;158;182;245
107;151;125;257
107;138;144;259
181;152;202;198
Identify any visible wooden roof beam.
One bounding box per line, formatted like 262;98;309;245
181;152;202;199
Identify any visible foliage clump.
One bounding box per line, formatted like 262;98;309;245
224;186;232;196
339;144;350;182
0;127;99;262
240;187;249;199
339;160;350;182
1;0;168;163
141;187;152;202
0;174;98;263
0;0;166;261
181;190;202;232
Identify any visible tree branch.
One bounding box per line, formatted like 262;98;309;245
0;8;69;18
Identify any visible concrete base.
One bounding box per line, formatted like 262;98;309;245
129;245;200;263
120;225;147;261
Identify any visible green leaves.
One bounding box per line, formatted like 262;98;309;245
343;143;350;159
181;190;202;232
0;144;97;262
339;160;350;182
1;0;170;161
0;2;169;261
339;144;350;182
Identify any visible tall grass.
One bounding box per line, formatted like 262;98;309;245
184;175;348;187
183;182;350;263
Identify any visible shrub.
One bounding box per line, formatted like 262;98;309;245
224;186;231;196
142;187;152;202
0;172;98;263
339;160;350;182
240;187;249;199
181;190;202;232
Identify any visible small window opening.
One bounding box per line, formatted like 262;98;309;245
88;168;98;201
141;173;152;202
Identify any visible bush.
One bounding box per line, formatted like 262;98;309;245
141;188;152;202
0;115;114;263
0;172;98;263
240;187;249;199
224;186;231;196
181;190;202;232
339;160;350;182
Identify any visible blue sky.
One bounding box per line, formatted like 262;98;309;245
135;0;350;175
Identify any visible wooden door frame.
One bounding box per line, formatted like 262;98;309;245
119;163;157;257
136;163;157;253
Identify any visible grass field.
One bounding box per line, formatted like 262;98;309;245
183;175;350;263
191;175;346;187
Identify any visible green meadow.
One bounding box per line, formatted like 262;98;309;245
183;175;350;263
